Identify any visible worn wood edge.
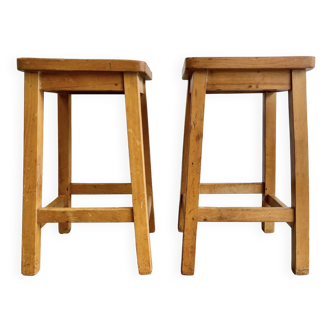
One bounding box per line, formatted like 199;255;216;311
198;207;294;222
17;58;152;80
182;56;315;79
199;183;264;194
38;207;134;224
70;183;132;195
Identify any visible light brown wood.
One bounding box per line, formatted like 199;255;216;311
40;72;124;93
17;58;152;80
199;182;264;194
198;207;294;222
70;183;132;195
124;72;152;275
178;82;191;232
207;70;291;93
289;70;309;275
262;92;277;233
22;72;44;276
268;195;294;228
183;57;315;79
266;194;288;208
40;196;66;228
46;195;66;207
181;71;207;275
38;207;134;223
140;81;155;233
58;92;72;234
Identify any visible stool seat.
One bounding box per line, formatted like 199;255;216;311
182;56;315;79
17;58;152;80
179;56;314;275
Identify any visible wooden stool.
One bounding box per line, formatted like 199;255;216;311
178;57;315;275
18;58;155;276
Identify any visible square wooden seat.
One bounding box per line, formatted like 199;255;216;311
18;58;155;275
178;56;315;275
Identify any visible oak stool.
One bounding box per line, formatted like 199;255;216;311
178;57;315;275
18;58;155;275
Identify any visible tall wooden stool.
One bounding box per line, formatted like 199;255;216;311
18;58;155;276
178;57;315;275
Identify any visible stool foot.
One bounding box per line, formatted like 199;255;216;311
59;223;71;234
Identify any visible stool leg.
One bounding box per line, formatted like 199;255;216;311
178;82;191;232
22;72;44;275
140;82;155;233
181;71;207;275
289;70;309;275
58;92;72;234
124;73;152;275
262;92;276;233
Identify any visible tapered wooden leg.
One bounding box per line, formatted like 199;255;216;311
58;93;72;234
140;82;155;233
289;70;309;275
22;72;44;276
181;71;207;275
178;82;191;232
262;92;276;233
124;73;152;275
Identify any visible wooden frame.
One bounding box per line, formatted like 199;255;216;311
179;57;314;275
19;59;154;276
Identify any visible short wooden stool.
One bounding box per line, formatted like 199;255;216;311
178;57;315;275
18;58;155;275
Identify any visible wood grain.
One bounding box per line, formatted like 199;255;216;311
289;70;310;275
70;183;132;195
58;92;72;233
140;81;155;233
22;72;44;276
198;207;294;222
124;72;152;275
262;92;277;233
207;70;291;92
40;196;66;228
199;183;264;194
40;72;124;92
38;207;134;223
178;82;191;232
181;71;207;275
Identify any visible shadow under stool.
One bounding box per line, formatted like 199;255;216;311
178;56;315;275
18;58;155;275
